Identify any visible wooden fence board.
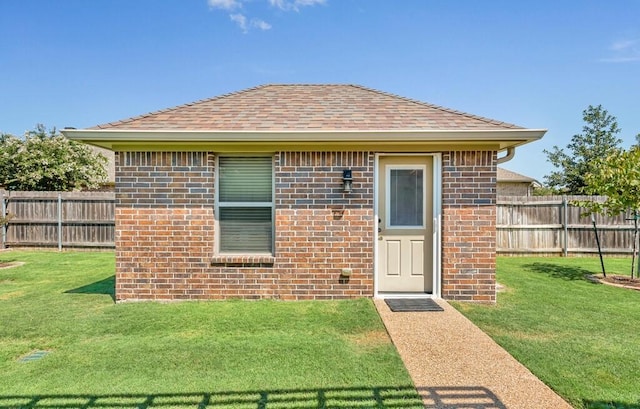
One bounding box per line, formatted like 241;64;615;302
497;195;635;256
1;190;115;249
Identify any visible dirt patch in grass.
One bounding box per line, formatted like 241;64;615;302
176;330;206;339
345;330;391;350
496;282;510;292
486;326;560;342
589;274;640;291
0;291;24;300
0;261;24;269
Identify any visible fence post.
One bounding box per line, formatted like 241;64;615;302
58;192;62;251
562;195;568;257
1;189;5;249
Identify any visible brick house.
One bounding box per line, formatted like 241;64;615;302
497;167;540;196
63;84;545;303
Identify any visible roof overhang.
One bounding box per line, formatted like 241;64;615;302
61;128;547;152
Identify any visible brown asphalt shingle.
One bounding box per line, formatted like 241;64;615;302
93;84;524;131
497;167;537;183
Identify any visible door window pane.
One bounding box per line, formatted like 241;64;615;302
389;168;424;227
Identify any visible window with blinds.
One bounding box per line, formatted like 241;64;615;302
217;156;274;253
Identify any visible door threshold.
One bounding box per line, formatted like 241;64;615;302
376;292;435;299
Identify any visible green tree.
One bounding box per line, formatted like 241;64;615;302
0;124;107;191
544;105;622;194
532;185;556;196
577;146;640;278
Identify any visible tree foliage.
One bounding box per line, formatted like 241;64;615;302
575;141;640;279
544;105;622;194
576;146;640;216
0;125;107;191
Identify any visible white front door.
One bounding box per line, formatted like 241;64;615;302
377;156;434;293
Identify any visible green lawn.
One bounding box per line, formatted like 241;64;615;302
454;256;640;409
0;251;422;409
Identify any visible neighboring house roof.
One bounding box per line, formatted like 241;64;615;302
62;84;546;151
497;167;541;187
92;84;523;131
497;167;536;183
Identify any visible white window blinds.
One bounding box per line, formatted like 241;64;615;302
218;156;273;253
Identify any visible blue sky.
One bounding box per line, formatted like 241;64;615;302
1;0;639;182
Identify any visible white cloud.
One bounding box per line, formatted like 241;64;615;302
230;13;248;32
611;39;637;51
228;14;272;33
293;0;326;6
601;38;640;63
269;0;325;11
252;19;272;30
209;0;324;32
208;0;242;10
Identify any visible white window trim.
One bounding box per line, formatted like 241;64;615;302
215;154;275;256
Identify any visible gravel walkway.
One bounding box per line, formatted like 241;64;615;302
375;299;573;409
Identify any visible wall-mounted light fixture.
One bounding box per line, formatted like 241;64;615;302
342;169;353;193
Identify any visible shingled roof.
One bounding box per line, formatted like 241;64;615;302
497;167;537;183
93;84;523;131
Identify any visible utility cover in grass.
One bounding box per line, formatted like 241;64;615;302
18;350;50;363
385;298;444;312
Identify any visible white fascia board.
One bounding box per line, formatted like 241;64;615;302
62;128;547;144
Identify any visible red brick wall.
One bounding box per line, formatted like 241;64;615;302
115;151;374;301
441;151;497;303
115;150;496;303
115;152;215;301
271;152;375;299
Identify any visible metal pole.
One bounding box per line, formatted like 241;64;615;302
592;214;606;277
562;196;568;257
629;213;636;279
58;193;62;251
625;211;638;279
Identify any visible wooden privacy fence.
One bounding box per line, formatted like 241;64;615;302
0;191;636;255
1;190;115;249
497;195;636;256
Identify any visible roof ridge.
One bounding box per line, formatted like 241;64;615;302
349;84;522;129
261;83;354;86
94;84;270;129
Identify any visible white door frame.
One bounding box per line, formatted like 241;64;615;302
373;153;442;298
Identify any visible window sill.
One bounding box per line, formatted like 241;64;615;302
211;255;275;267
